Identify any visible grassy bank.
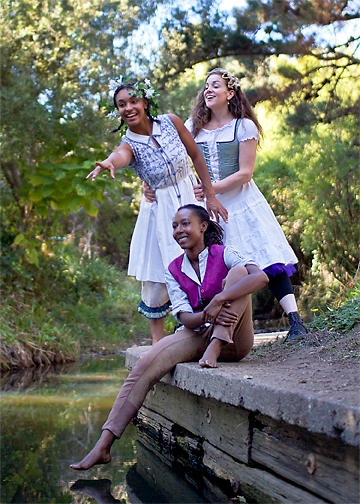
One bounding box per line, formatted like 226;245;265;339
0;245;175;371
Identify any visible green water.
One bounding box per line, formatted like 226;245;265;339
0;354;137;504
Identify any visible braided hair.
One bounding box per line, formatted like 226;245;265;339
178;204;224;247
190;68;263;141
111;83;155;133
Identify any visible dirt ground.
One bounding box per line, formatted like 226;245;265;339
242;324;360;406
104;323;360;408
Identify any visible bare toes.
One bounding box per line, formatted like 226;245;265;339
199;359;218;368
70;451;111;470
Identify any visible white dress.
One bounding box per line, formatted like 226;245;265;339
126;115;197;284
185;118;298;271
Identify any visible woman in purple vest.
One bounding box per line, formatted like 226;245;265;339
70;204;268;471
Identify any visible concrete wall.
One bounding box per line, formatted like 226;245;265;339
126;346;360;503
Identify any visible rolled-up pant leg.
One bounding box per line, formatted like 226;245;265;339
102;329;208;438
216;266;254;361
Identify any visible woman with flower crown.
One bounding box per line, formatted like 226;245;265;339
144;69;308;342
87;77;228;344
188;68;308;342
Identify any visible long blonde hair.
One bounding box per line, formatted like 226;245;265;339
190;68;263;140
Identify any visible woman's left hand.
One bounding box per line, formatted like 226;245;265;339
214;305;239;326
205;195;228;223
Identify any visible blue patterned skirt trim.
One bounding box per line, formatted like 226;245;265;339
138;300;172;319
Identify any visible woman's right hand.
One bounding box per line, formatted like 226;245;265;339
143;181;156;202
86;161;116;182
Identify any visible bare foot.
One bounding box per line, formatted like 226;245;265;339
70;446;111;470
70;430;115;470
199;338;223;368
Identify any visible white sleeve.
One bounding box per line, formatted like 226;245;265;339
237;118;259;143
184;118;193;133
164;268;193;320
224;246;259;269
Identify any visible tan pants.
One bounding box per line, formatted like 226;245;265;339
103;266;254;438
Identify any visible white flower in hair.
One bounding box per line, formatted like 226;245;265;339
108;76;123;92
144;79;151;86
107;110;119;119
144;88;155;98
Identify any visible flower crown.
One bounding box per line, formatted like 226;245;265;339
207;68;241;91
222;72;240;90
106;76;159;121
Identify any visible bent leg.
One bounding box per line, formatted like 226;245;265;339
217;266;254;362
199;266;254;367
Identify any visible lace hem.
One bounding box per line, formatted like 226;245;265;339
138;300;172;319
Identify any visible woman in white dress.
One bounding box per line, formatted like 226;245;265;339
187;68;307;342
87;78;227;344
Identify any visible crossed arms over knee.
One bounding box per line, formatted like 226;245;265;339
178;264;268;329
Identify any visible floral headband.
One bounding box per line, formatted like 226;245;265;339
207;68;241;91
106;76;159;120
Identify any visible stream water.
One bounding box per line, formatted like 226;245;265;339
0;354;214;503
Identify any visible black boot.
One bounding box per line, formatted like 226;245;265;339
283;311;308;343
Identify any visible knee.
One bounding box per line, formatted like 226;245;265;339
134;347;158;374
224;265;248;287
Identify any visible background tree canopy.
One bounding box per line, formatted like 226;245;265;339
1;0;359;315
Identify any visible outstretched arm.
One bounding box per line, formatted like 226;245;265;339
86;143;133;182
169;114;228;223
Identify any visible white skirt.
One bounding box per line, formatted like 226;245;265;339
127;175;197;283
217;180;298;270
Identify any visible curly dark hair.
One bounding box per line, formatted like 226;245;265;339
190;68;263;141
177;204;224;247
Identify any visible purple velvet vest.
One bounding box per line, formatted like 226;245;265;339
168;244;228;312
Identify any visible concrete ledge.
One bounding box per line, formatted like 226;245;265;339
126;341;360;448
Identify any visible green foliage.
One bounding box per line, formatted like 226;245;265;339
309;281;360;333
0;242;151;368
156;0;359;113
0;0;162;267
255;66;359;291
90;178;140;268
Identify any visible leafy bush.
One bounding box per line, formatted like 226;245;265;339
308;280;360;333
0;240;176;369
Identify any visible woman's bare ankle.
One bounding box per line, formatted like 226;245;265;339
199;338;223;368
